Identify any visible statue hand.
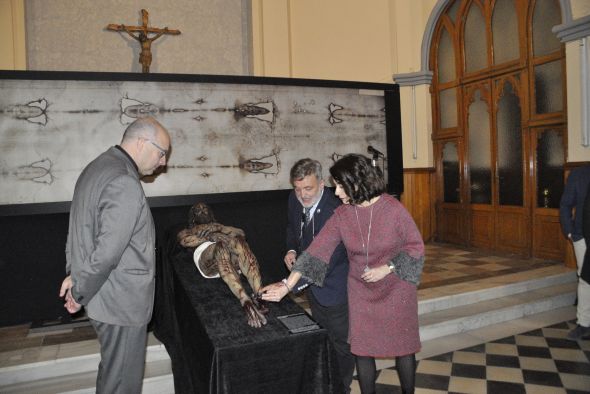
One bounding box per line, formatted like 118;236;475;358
242;299;267;328
252;292;269;315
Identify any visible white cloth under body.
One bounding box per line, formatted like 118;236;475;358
193;241;220;278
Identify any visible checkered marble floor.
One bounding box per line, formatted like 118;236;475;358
419;243;561;290
360;320;590;394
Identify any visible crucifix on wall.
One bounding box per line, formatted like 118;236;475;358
107;9;181;73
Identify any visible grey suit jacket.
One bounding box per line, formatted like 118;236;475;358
65;146;156;326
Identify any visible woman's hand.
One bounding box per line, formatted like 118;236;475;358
259;282;290;302
284;251;296;270
361;265;390;283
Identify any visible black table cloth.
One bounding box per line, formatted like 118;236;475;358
153;226;342;394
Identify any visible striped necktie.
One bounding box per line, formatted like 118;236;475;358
304;207;312;225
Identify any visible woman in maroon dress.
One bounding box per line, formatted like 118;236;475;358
262;154;425;394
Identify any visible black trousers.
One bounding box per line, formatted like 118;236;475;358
308;291;356;393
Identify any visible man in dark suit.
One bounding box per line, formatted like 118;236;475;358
283;158;354;392
582;182;590;293
59;116;171;393
560;164;590;340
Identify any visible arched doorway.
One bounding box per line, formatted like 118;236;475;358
430;0;567;258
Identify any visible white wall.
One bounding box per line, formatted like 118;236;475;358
252;0;436;168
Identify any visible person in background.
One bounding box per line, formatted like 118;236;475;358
581;183;590;302
559;164;590;340
283;158;354;392
262;154;424;394
59;116;171;394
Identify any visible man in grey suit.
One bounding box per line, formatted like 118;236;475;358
59;116;171;394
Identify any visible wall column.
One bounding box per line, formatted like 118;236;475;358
0;0;26;70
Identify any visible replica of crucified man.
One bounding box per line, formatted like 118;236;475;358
177;202;269;328
107;9;180;73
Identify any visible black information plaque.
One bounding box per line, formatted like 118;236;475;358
277;312;320;334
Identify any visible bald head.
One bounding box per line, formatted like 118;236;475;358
120;116;171;176
122;117;166;143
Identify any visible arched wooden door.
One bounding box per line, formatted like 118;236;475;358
432;0;566;258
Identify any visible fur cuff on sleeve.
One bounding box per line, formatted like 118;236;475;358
292;251;328;287
390;251;425;286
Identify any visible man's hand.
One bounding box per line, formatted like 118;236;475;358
59;275;73;298
284;251;296;270
64;292;82;314
59;276;82;314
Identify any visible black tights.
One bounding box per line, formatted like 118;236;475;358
355;354;416;394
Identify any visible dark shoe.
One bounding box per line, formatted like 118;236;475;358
566;324;590;340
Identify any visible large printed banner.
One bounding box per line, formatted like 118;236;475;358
0;72;394;205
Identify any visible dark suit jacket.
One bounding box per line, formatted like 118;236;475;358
286;188;348;306
66;146;156;326
582;182;590;283
560;165;590;241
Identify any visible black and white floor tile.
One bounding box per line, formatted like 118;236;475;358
359;320;590;394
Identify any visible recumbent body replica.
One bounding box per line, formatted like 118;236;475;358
177;202;269;328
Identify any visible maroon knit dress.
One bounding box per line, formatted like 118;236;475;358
305;193;424;357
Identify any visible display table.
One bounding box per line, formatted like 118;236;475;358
153;226;342;394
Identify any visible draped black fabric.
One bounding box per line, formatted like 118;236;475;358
153;225;342;394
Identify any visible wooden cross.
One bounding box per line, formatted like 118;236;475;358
107;9;181;73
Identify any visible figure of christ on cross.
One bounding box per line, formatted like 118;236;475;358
107;9;181;73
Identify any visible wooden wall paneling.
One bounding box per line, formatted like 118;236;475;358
564;241;577;269
401;168;435;242
495;209;529;255
440;205;463;244
430;170;437;241
470;206;494;249
533;212;566;260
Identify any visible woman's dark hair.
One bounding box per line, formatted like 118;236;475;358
329;154;386;205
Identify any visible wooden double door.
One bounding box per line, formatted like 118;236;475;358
436;72;565;258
